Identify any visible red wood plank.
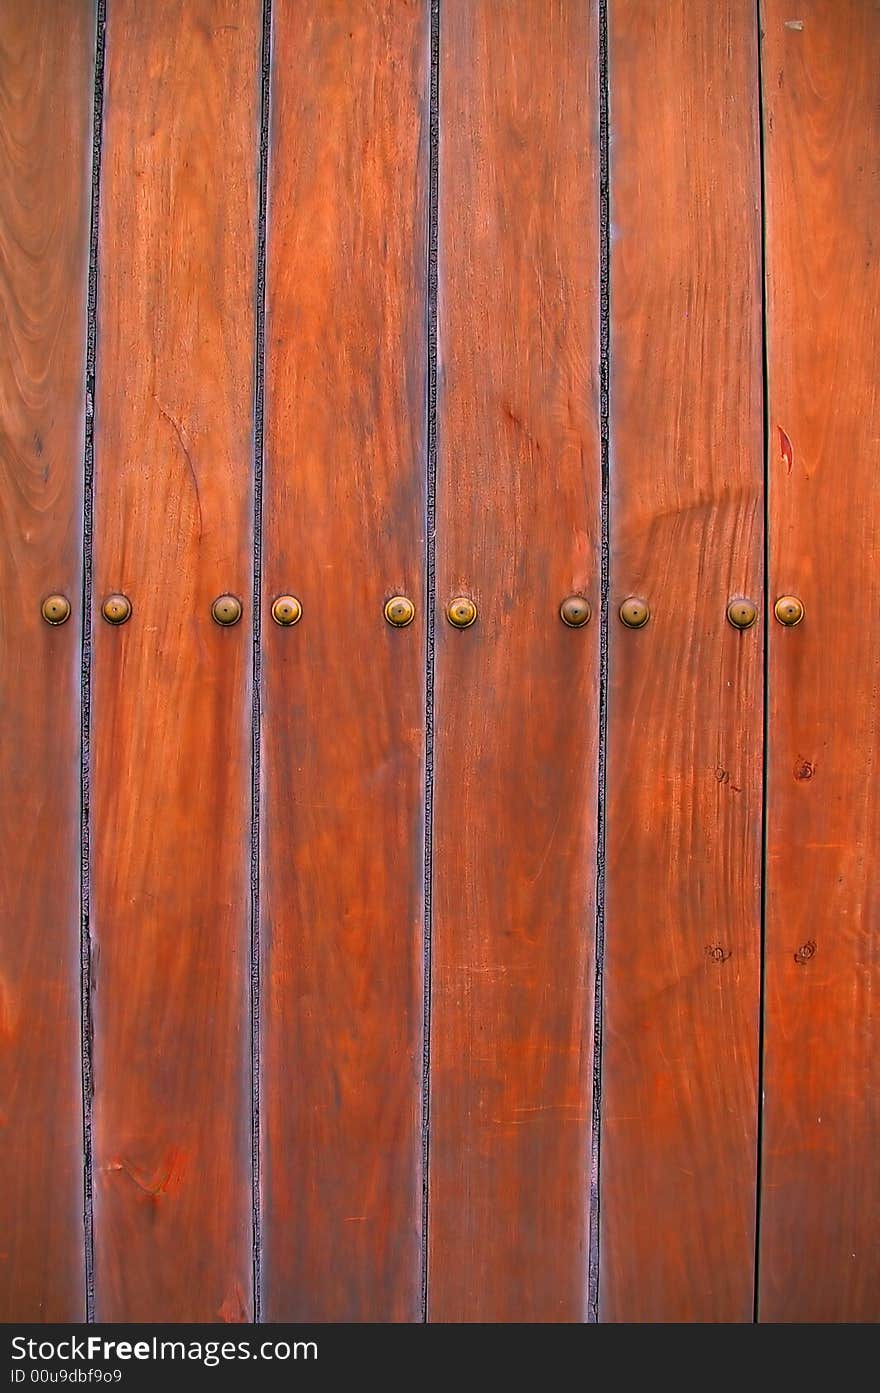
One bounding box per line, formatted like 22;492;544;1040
428;0;600;1322
261;0;428;1321
90;0;260;1321
0;0;94;1322
759;0;880;1323
600;0;764;1322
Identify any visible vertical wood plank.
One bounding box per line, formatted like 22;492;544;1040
90;0;260;1321
0;0;94;1322
600;0;764;1322
261;0;428;1321
428;0;600;1322
760;0;880;1323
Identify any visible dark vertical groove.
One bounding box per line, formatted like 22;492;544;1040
421;0;440;1326
588;0;611;1326
753;0;770;1326
250;0;273;1325
80;0;107;1325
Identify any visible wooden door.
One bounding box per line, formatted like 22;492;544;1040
1;0;878;1326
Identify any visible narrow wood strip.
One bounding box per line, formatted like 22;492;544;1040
261;0;429;1321
759;0;880;1323
90;0;261;1320
601;0;764;1322
0;0;96;1322
429;0;601;1322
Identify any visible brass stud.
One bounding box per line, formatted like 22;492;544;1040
727;597;758;630
41;594;71;626
447;596;477;629
619;596;650;629
101;593;131;626
384;595;415;628
560;595;592;628
212;594;242;627
271;594;302;627
774;594;804;627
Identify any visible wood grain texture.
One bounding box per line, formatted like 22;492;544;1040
759;0;880;1323
0;0;94;1322
600;0;763;1322
428;0;600;1322
90;0;260;1321
261;0;428;1321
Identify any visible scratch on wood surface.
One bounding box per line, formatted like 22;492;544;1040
108;1148;182;1198
154;396;203;532
527;804;562;884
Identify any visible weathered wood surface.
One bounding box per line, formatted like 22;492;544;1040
261;0;429;1321
428;0;601;1322
759;0;880;1323
0;0;95;1323
90;0;260;1321
601;0;764;1323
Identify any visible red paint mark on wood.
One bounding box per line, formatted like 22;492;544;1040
111;1148;184;1199
779;426;794;472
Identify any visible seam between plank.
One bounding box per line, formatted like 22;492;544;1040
588;0;612;1326
80;0;108;1326
250;0;273;1325
421;0;441;1327
753;0;771;1327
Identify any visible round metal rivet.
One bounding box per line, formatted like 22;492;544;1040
774;594;804;627
271;594;302;627
41;594;71;626
619;596;650;629
212;594;242;627
101;593;131;626
560;595;592;628
447;596;477;629
384;595;415;628
727;597;758;630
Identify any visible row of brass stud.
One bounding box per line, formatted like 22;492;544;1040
37;592;244;627
39;592;807;629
